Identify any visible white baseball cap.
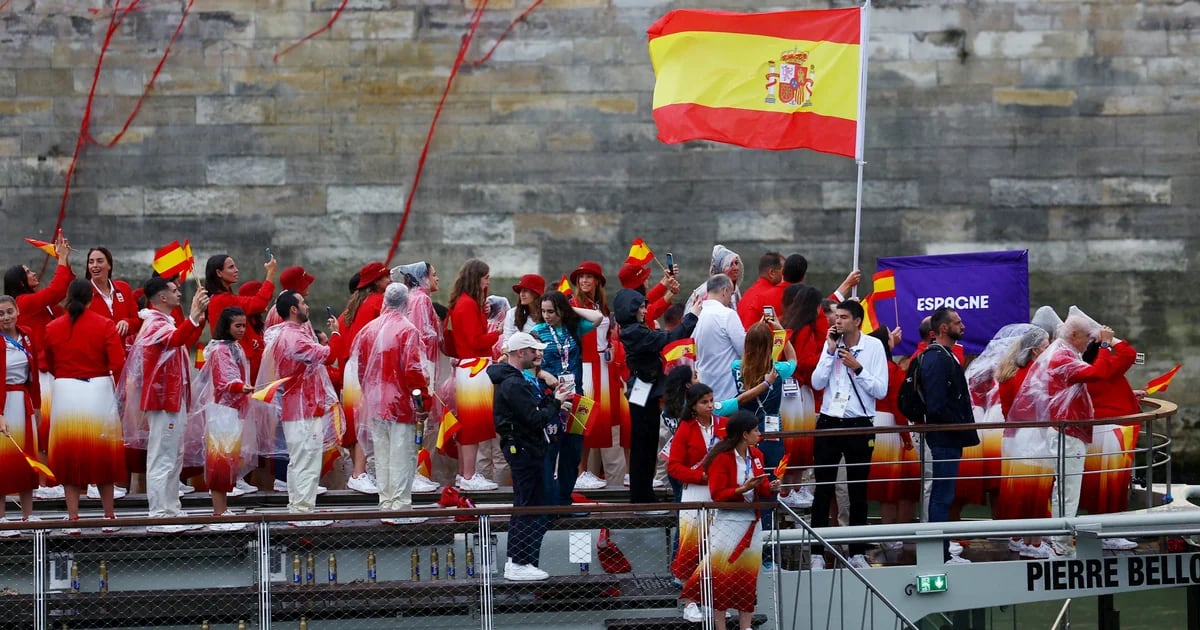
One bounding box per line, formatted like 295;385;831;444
505;332;547;352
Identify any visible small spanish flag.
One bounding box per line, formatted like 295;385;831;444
251;376;292;403
436;410;461;453
773;453;790;479
417;449;432;478
1145;364;1182;395
859;294;879;335
872;269;896;300
194;346;206;369
568;394;598;437
625;238;654;266
153;239;195;281
24;238;56;257
556;274;573;297
4;433;55;485
771;329;792;361
661;338;696;364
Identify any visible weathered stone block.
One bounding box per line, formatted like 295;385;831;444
196;96;274;124
717;212;794;243
240;186;326;216
821;180;919;209
145;188;240;216
993;88;1077;107
990;178;1097;207
326;185;404;214
1100;177;1171;205
513;211;619;243
972;31;1091;59
97;187;144;217
443;214;514;245
207;157;287;186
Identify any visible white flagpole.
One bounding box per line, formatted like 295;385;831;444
850;0;871;297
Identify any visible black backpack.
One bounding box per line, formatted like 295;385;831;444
897;349;930;423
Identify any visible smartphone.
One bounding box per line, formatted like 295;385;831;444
665;252;674;270
264;247;272;262
559;373;576;395
830;329;843;341
763;306;776;320
326;306;335;319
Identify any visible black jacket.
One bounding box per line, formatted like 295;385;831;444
613;288;698;400
918;343;980;449
489;362;560;458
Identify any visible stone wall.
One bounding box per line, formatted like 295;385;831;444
1;1;1196;467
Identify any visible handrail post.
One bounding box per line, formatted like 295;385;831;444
698;506;715;630
918;434;928;522
256;520;271;630
33;528;45;630
1164;412;1174;503
478;514;493;630
1145;414;1154;510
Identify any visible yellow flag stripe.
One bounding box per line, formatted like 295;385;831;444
651;32;860;120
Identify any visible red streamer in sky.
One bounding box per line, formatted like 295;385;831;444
273;0;349;63
468;0;544;68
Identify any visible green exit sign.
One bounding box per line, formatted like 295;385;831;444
916;574;948;594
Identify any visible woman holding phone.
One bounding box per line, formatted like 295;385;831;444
530;291;603;506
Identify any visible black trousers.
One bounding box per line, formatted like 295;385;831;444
504;448;547;566
810;414;874;556
628;397;662;504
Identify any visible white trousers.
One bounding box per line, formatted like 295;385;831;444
371;420;416;512
1050;431;1087;545
283;418;323;514
147;410;185;518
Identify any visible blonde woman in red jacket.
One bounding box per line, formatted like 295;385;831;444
683;411;779;630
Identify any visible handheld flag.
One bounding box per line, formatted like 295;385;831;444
153;240;195;281
872;269;896;300
4;432;55;485
773;453;790;479
436;409;461;453
417;449;432;478
648;6;867;158
771;329;792;361
251;376;291;403
859;294;879;335
24;238;56;257
625;238;655;266
1145;365;1182;395
194;346;206;369
568;394;598;437
661;337;696;363
556;275;573;297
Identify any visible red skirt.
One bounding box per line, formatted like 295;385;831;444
0;387;38;495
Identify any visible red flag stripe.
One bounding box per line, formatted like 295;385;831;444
653;104;858;157
648;7;861;45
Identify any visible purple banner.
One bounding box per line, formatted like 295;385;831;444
876;250;1029;356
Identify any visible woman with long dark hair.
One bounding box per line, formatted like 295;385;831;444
681;410;779;629
530;290;603;506
447;259;500;490
503;274;545;343
84;247;139;343
204;253;278;380
193;307;257;530
4;232;73;499
43;280;126;533
777;283;826;507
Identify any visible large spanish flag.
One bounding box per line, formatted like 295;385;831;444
648;6;868;158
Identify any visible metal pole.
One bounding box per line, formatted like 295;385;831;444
478;515;493;630
918;434;928;522
33;529;45;630
1145;415;1154;510
257;521;271;630
698;507;714;630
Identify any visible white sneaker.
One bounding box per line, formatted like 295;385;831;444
503;561;549;581
101;518;121;533
682;601;703;623
412;474;441;493
1048;542;1075;559
64;524;82;536
316;485;328;496
652;478;666;489
948;541;963;555
622;473;631;487
34;485;64;499
1102;537;1138;550
810;555;826;571
179;481;196;495
0;517;21;537
1020;542;1051;559
235;479;258;495
381;516;428;525
457;473;498;491
208;512;248;532
273;479;288;492
945;555;971;565
289;519;334;528
573;471;606;490
848;554;871;569
86;485;100;499
347;473;378;494
147;523;203;534
1008;538;1025;553
779;489;814;509
882;541;904;551
113;486;127;499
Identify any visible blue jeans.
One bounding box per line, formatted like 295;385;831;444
543;433;583;507
928;445;962;561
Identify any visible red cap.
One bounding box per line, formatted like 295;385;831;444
238;281;263;297
569;261;606;287
356;262;389;289
280;266;315;293
618;263;650;289
512;273;546;296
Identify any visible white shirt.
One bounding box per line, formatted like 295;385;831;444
693;298;746;401
502;308;536;346
5;341;28;385
811;332;888;418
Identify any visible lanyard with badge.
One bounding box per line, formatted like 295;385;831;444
827;345;863;418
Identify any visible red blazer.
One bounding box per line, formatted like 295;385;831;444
736;277;784;330
44;310;125;380
997;364;1033;419
89;279;139;341
137;314;204;412
343;292;383;361
1086;341;1140;419
16;265;73;365
448;294;498;359
0;325;42;411
708;446;774;505
644;283;670;329
667;417;726;485
208;281;275;379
